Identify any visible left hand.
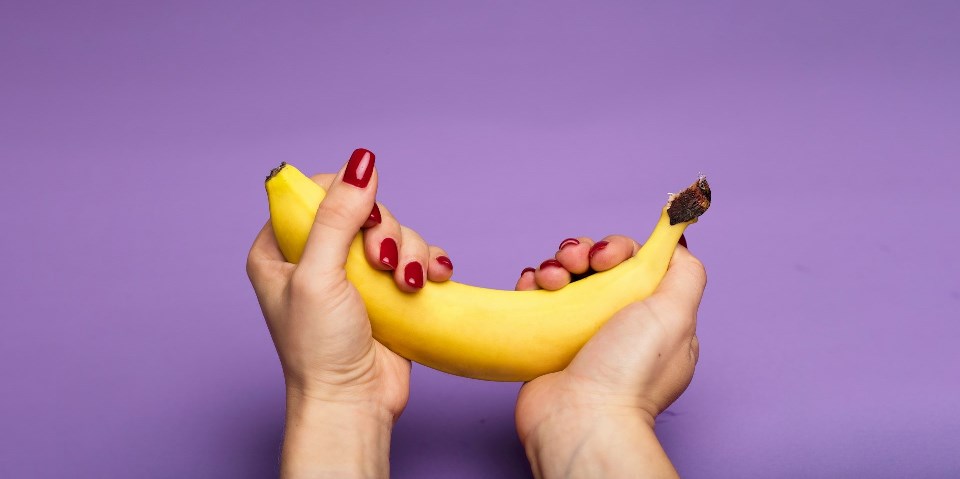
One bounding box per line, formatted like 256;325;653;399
246;148;453;477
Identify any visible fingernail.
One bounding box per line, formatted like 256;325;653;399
436;256;453;270
588;241;609;259
558;238;580;250
379;238;398;269
539;259;563;270
520;267;536;277
343;148;375;188
678;234;688;249
404;262;424;289
362;203;382;229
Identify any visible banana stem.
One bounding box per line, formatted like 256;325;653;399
667;176;711;225
266;162;288;182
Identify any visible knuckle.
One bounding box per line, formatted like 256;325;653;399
674;256;707;288
288;270;324;299
683;255;707;283
690;336;701;364
378;207;400;230
616;303;669;340
245;254;259;282
315;201;357;230
287;271;311;295
621;301;654;317
401;225;424;242
643;294;697;334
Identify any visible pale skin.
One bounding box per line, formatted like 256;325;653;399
247;151;705;478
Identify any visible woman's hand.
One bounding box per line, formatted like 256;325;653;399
514;235;705;479
246;148;453;478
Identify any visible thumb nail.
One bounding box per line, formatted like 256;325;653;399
343;148;375;188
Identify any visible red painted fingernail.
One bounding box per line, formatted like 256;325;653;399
588;241;609;259
343;148;375;188
404;262;424;289
520;267;536;277
379;238;398;269
678;234;688;248
362;203;382;229
558;238;580;250
436;256;453;270
539;259;563;270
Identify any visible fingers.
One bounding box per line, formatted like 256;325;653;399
298;148;378;276
517;237;592;291
361;202;402;271
515;267;537;291
555;237;594;274
588;235;640;272
427;245;454;282
393;228;454;290
514;235;640;292
359;198;453;290
393;226;429;292
535;259;572;291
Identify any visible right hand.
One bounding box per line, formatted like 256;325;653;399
514;235;706;478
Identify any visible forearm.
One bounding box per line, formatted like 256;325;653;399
523;408;678;479
281;391;393;478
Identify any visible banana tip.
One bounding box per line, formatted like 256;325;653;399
266;162;288;182
667;176;711;225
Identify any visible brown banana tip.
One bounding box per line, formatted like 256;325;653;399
667;175;711;225
265;162;287;182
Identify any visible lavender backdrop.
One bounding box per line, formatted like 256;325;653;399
2;1;958;477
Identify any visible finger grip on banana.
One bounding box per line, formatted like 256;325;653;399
265;163;710;381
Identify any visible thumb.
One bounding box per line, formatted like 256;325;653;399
646;244;707;332
298;148;378;275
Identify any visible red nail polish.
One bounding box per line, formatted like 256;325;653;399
343;148;375;188
520;267;536;277
379;238;398;269
558;238;580;250
404;262;424;289
436;256;453;270
362;203;382;229
539;259;563;270
678;234;688;248
588;241;609;259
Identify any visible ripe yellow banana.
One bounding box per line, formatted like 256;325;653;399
265;163;710;382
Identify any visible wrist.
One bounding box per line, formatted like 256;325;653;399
522;406;676;479
285;381;397;423
281;390;393;478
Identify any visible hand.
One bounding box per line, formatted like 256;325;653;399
246;148;454;477
514;235;705;479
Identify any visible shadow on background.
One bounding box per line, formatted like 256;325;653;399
201;367;530;479
390;367;533;479
200;384;285;479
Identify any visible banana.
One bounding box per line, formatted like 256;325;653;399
265;163;710;382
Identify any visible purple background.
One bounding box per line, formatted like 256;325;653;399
2;1;958;477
